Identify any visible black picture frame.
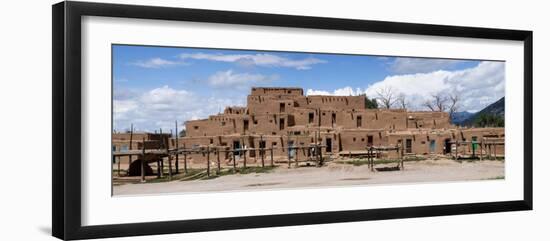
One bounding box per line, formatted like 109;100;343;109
52;1;533;240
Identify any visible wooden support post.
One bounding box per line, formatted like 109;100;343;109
217;148;221;174
319;146;323;167
165;135;172;181
232;149;237;171
400;145;404;171
261;147;265;168
370;148;374;172
295;148;299;167
141;137;146;183
128;155;132;176
157;160;161;178
455;141;459;160
206;147;210;177
128;124;133;174
160;159;164;177
183;143;188;174
243;149;247;169
270;146;274;167
167;156;172;181
175;120;179;174
117;156;121;176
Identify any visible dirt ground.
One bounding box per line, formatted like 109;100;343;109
112;158;504;196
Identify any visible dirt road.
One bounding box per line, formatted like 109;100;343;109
113;159;504;196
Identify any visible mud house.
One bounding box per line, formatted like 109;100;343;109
145;87;505;167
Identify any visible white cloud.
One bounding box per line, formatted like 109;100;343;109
207;70;277;88
113;86;244;132
365;61;505;112
307;61;504;112
179;53;326;70
306;87;365;96
131;57;182;68
386;57;466;74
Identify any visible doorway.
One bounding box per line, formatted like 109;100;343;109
325;138;332;153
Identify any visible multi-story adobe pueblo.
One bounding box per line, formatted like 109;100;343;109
113;87;505;171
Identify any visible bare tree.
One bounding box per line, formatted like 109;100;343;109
375;86;397;109
424;92;448;112
396;93;408;109
448;93;461;120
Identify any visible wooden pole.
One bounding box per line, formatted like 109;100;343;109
400;145;404;170
157;160;161;178
183;143;188;174
175;120;179;174
160;158;164;177
270;145;274;167
117;156;121;176
206;147;210;177
455;141;459;160
319;145;323;167
260;136;265;168
295;147;299;167
128;124;133;174
141;137;146;182
232;148;237;171
243;149;247;169
370;147;374;172
217;148;221;173
161;129;172;180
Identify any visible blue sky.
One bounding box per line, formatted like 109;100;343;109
113;45;504;132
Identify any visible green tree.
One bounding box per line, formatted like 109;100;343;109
474;113;504;127
365;96;378;109
179;129;187;137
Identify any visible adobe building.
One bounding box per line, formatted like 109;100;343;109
167;87;505;167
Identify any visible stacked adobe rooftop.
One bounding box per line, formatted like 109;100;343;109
113;87;505;169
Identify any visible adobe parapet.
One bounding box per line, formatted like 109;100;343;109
251;87;304;96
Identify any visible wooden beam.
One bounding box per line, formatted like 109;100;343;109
128;124;133;174
217;148;221;174
207;146;210;177
175;120;179;174
141;137;146;183
183;143;188;174
270;145;274;167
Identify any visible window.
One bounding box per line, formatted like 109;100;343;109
120;145;129;152
308;113;314;124
243;120;249;131
357;115;362;127
193;126;199;130
353;137;356;142
221;121;226;126
280;103;285;112
279;118;285;130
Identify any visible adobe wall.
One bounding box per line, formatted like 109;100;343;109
250;87;303;96
406;111;452;129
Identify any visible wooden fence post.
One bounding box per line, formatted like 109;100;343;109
175;120;179;174
206;147;210;177
270;146;274;167
217;148;221;174
183;143;188;174
232;147;237;172
141;137;146;182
